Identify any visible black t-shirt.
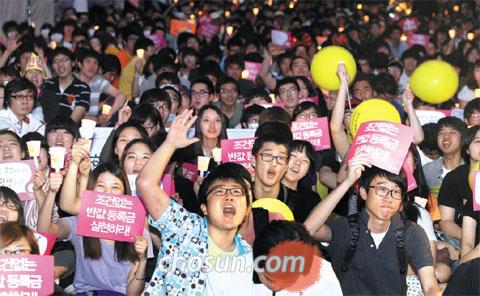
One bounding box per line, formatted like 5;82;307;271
443;258;480;296
438;164;471;226
277;184;320;223
463;197;480;246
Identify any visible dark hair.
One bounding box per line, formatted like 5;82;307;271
190;77;215;95
197;60;223;83
462;125;480;164
407;144;429;199
134;37;154;52
120;138;155;170
294;76;315;97
21;132;49;164
224;53;245;70
252;122;292;157
275;77;299;96
258;106;292;127
292;101;321;121
100;54;121;76
140;88;172;110
245;87;271;104
289;140;316;188
418;123;441;156
372;72;398;97
0;130;27;160
0;187;25;225
3;77;37;109
241;104;265;127
195;104;227;145
155;71;180;87
83;162;137;262
290;55;310;70
131;103;164;132
0;222;39;254
110;121;150;162
465;60;480;90
435;117;468;141
197;162;252;208
464;98;480;120
46;116;79;139
359;167;407;198
352;73;373;90
52;47;75;62
76;47;101;64
216;76;239;94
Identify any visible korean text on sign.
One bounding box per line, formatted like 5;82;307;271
77;191;146;242
346;121;414;174
0;255;54;296
291;117;331;151
0;160;35;201
221;138;256;174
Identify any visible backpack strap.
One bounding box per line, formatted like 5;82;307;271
340;212;360;273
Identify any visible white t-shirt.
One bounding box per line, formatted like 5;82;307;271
457;85;475;102
415;205;437;241
371;229;388;249
253;258;342;296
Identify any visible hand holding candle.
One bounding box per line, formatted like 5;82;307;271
197;156;211;176
212;147;222;164
27;140;41;168
136;49;145;59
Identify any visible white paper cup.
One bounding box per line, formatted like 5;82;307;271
26;140;41;157
81;119;97;130
102;104;112;115
212;148;222;163
136;49;144;59
198;156;211;172
79;126;95;140
49;147;66;171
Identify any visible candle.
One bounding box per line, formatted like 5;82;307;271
212;148;222;163
49;147;66;172
136;49;145;59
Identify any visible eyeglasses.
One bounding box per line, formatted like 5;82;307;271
259;152;288;165
369;185;402;200
52;57;71;64
207;187;245;197
0;199;19;210
11;94;34;102
298;112;318;119
278;87;298;96
220;88;238;95
0;249;32;255
191;90;209;97
468;113;480;119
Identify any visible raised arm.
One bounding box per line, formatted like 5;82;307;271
402;85;424;144
59;139;90;215
127;236;148;295
304;154;371;241
136;109;199;220
99;85;127;126
330;63;351;159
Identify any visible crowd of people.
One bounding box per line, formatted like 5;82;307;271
0;0;479;295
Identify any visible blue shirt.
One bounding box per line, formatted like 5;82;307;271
143;200;251;295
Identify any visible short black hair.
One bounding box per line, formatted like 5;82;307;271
224;53;245;70
252;122;292;156
435;117;468;140
131;103;164;131
275;77;299;96
52;47;75;62
4;77;37;109
197;162;252;208
21;132;49;151
462;125;480;164
134;37;154;52
241;104;265;126
372;72;398;96
140;88;172;110
245;87;271;104
45;115;79;139
110;121;150;162
258;106;292;127
76;47;101;64
101;54;121;76
216;76;239;93
155;71;180;88
292;101;321;121
464;98;480;121
359;167;407;197
0;186;24;225
0;130;27;159
190;77;215;95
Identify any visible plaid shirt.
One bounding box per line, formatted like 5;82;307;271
143;200;251;296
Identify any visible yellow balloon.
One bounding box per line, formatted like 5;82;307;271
311;45;357;91
350;99;401;138
252;198;294;221
410;60;459;104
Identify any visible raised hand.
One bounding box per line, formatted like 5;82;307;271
134;236;148;260
49;172;64;193
71;139;90;165
78;157;91;177
33;170;47;192
117;105;132;126
346;154;371;185
402;85;415;110
165;109;199;149
337;62;349;86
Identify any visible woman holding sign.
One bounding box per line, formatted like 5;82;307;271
37;163;149;295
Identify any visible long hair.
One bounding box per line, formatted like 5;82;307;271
0;222;39;254
193;104;228;156
83;163;137;263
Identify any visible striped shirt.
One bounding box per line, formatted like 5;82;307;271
39;76;90;122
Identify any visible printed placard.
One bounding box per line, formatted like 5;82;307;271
77;191;146;242
33;231;56;256
181;162;199;182
415;110;450;126
400;17;419;34
291;117;331;151
244;62;262;81
0;255;54;295
0;160;35;200
170;19;197;36
161;174;176;197
197;15;221;39
227;128;256;139
473;171;480;211
407;34;430;48
221;138;256;174
271;30;292;47
346;121;414;174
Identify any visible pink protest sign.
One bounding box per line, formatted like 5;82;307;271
0;255;54;295
0;160;35;200
407;34;430;48
402;159;417;192
161;174;176;197
181;162;199;182
33;231;56;255
473;171;480;211
197;15;221;39
221;138;256;174
244;62;262;81
271;30;293;48
146;32;167;50
400;17;419;34
299;96;320;105
77;191;146;242
346;121;414;174
291;117;331;151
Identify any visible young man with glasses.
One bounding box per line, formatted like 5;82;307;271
214;76;243;128
137;110;254;295
190;77;215;113
275;77;300;117
464;98;480;127
0;77;44;136
304;155;438;295
39;47;90;124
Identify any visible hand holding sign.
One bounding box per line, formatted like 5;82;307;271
346;154;371;185
165;109;199;149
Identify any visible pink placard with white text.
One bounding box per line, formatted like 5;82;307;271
291;117;331;151
0;254;54;295
181;162;199;182
197;15;221;39
402;158;418;192
33;231;56;255
77;191;146;242
271;30;292;48
473;171;480;211
0;160;35;200
221;138;256;174
346;121;414;174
